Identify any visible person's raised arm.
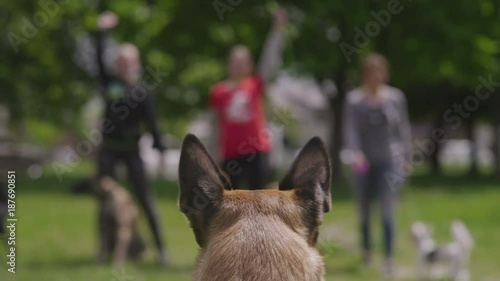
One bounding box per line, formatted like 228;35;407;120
95;11;119;90
257;9;288;83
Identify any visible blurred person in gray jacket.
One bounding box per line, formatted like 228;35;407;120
343;53;411;277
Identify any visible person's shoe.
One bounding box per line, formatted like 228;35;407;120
382;258;395;279
158;251;170;267
362;251;373;269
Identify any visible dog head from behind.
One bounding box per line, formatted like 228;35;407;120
178;134;331;280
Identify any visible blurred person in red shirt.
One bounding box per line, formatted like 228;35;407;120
210;9;288;190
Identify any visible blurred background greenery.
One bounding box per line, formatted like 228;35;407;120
2;0;500;179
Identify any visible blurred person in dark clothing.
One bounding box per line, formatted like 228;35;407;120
210;9;288;190
94;11;168;265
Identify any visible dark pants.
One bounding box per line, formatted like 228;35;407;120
355;160;398;258
97;147;165;254
222;152;269;190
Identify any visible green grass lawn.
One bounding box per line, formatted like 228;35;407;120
1;171;500;281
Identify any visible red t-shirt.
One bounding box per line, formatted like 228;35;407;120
210;75;272;159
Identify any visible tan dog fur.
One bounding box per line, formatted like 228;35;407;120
96;177;145;267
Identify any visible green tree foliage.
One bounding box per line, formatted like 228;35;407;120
1;0;499;130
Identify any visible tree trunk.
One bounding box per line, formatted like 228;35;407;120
430;117;444;175
492;90;500;177
493;124;500;177
329;70;347;183
466;115;478;176
429;81;452;175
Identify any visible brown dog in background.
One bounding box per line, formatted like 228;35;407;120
178;134;332;281
96;177;145;267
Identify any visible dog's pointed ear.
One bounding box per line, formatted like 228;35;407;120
279;137;332;213
178;134;231;216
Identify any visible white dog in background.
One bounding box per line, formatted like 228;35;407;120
411;220;474;281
